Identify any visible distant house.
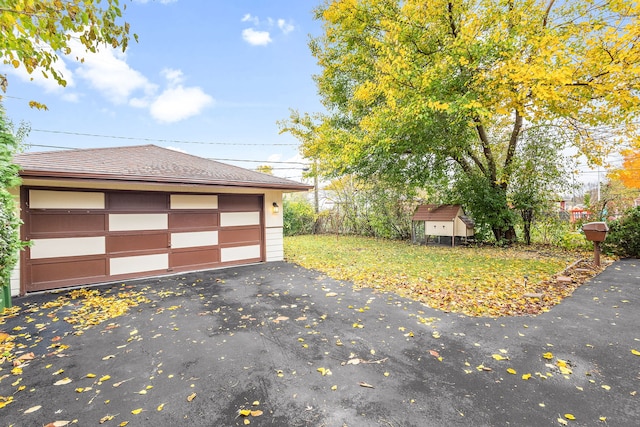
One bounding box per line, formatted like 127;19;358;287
10;145;312;296
411;204;475;246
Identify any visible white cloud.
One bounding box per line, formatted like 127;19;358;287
74;45;157;104
242;28;272;46
278;19;295;34
267;153;282;162
165;146;188;153
241;14;260;26
149;69;214;123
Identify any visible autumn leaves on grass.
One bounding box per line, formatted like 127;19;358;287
284;235;597;317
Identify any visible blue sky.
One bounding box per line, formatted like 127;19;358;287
2;0;324;181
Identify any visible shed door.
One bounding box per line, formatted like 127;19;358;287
22;189;264;293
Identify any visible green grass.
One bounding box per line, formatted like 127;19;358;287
284;235;589;317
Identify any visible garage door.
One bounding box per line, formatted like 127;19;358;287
22;189;264;293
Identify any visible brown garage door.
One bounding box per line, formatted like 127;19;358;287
22;189;264;293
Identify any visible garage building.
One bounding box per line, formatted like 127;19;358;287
10;145;312;295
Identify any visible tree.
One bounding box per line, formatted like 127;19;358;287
0;0;135;102
282;0;640;242
508;126;572;244
612;146;640;190
256;165;274;175
0;106;26;290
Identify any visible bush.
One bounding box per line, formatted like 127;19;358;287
283;198;316;236
557;231;590;251
602;206;640;257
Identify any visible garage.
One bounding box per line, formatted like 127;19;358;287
12;145;311;295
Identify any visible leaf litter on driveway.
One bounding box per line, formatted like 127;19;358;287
1;260;638;426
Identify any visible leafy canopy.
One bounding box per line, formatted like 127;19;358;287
281;0;640;240
0;0;135;95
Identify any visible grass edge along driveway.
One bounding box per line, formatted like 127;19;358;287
284;235;602;317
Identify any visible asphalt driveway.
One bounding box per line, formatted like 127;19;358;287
1;259;639;426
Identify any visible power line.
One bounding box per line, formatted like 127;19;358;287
31;128;299;147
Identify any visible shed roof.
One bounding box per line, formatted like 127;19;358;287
14;145;312;191
412;204;464;221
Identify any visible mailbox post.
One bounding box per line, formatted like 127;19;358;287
582;222;609;267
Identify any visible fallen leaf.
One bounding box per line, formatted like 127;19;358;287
325;292;338;297
631;349;640;356
564;413;575;420
99;375;111;382
251;410;263;416
601;385;611;391
239;409;251;416
157;403;165;411
54;377;73;386
359;381;375;388
507;368;517;375
45;422;70;427
492;354;508;361
522;373;532;380
542;352;553;360
24;405;42;414
429;350;440;358
99;415;115;424
187;392;197;402
131;408;143;415
557;418;568;426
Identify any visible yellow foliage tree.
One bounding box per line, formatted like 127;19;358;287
282;0;640;241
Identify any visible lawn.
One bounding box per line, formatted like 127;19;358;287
284;235;599;317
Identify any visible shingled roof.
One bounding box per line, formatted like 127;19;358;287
412;204;462;221
14;145;312;191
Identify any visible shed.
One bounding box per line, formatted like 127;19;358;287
9;145;312;296
411;204;474;246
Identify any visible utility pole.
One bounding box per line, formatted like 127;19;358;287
313;159;319;214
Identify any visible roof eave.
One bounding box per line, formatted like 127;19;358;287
18;170;314;192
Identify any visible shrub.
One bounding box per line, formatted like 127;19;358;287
601;206;640;257
557;231;590;251
283;198;316;236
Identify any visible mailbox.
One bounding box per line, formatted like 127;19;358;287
582;222;609;242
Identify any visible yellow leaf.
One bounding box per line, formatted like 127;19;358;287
99;375;111;382
331;385;338;390
75;388;85;393
599;416;607;422
54;377;73;386
557;418;568;426
86;373;97;378
564;413;575;420
157;403;165;411
187;392;197;402
239;409;251;416
601;385;611;391
631;349;640;356
492;354;507;361
119;422;129;427
131;408;143;415
522;373;531;380
99;415;115;423
250;410;263;416
383;372;390;377
243;419;250;425
507;368;517;375
542;352;553;360
252;401;260;406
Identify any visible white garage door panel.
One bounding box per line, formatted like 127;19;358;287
30;236;106;259
109;214;168;231
171;231;218;249
110;254;168;275
170;194;218;209
30;190;105;209
220;211;260;227
221;245;261;262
